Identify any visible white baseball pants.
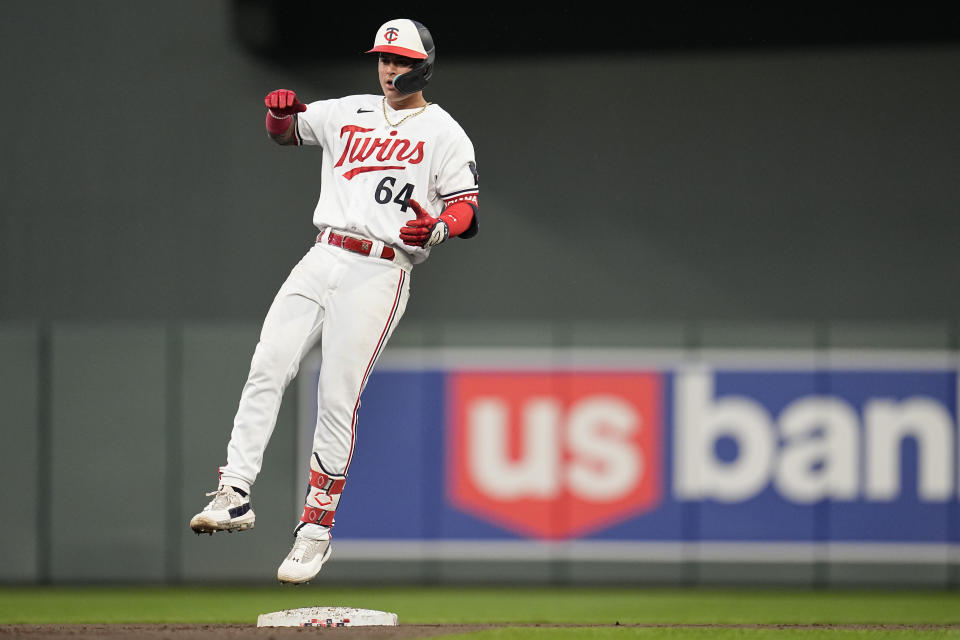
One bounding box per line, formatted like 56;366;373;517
217;240;410;499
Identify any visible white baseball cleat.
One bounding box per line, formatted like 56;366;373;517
277;535;332;584
189;485;255;535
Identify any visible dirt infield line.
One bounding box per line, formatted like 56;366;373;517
3;622;960;638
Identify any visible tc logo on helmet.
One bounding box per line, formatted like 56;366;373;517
384;27;399;42
446;372;663;539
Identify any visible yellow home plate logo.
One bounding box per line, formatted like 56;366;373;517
257;607;398;627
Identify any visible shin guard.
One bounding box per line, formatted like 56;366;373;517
299;455;346;528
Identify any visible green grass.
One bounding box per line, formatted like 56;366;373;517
1;586;959;638
432;631;960;640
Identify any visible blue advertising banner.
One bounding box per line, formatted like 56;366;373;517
297;349;960;560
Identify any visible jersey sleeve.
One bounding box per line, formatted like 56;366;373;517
295;100;335;147
435;129;479;206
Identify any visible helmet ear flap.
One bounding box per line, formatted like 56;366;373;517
392;52;434;94
392;20;435;94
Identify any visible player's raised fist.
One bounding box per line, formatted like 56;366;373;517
264;89;307;116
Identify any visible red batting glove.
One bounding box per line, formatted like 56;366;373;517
264;89;307;116
399;199;438;247
264;89;306;135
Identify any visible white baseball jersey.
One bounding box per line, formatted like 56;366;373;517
296;94;479;264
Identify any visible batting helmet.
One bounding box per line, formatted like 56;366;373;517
367;19;435;94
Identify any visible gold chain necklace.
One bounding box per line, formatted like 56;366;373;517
382;97;431;128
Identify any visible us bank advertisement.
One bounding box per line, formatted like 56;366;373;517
298;349;960;562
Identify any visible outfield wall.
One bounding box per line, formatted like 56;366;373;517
2;320;960;587
3;2;960;588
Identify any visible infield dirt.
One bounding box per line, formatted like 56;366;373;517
1;624;484;638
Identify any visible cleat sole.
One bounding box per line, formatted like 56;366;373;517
190;515;255;536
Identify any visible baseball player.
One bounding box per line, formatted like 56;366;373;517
188;18;478;584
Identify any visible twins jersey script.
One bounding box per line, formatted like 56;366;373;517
297;94;479;265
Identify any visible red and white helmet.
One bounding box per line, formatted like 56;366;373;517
367;19;435;94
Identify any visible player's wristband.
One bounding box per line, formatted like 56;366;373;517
265;110;293;135
438;201;476;237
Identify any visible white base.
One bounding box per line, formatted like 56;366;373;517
257;606;399;628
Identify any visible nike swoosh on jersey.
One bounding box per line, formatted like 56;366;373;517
357;108;374;113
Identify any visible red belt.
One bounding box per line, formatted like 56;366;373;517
318;231;396;261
